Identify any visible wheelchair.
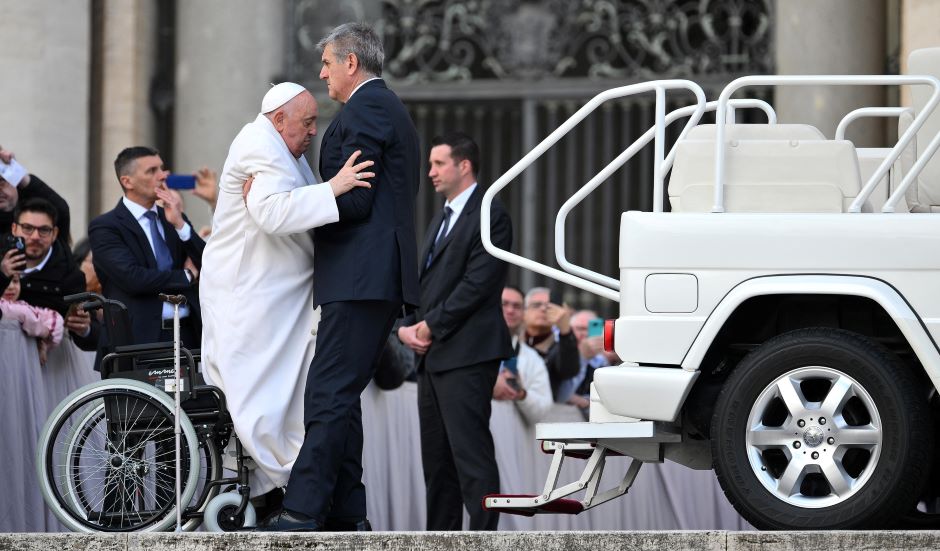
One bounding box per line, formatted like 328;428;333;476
36;292;257;532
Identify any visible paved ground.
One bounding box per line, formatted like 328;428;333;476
3;531;940;551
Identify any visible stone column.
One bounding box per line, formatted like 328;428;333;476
95;0;159;222
0;1;90;241
900;0;940;105
775;0;887;146
173;0;287;232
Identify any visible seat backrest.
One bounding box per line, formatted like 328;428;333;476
900;47;940;212
684;123;826;141
669;133;863;213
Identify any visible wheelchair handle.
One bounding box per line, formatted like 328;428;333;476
64;292;127;313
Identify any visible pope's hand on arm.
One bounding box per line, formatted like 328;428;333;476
242;148;372;235
328;150;374;197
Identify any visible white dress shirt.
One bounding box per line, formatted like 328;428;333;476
434;182;477;242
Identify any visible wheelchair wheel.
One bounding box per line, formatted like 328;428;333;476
202;492;257;532
37;379;201;532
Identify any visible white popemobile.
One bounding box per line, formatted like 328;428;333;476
481;47;940;529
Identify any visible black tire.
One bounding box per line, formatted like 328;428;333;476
711;327;932;529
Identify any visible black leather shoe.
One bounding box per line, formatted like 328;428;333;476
324;518;372;531
254;508;324;532
250;488;285;521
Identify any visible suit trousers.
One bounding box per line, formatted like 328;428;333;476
418;361;501;530
283;299;400;521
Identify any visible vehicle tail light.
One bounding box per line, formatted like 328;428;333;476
603;319;615;352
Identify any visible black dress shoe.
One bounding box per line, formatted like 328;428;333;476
250;488;285;521
254;508;324;532
324;518;372;531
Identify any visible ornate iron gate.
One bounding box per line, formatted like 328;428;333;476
289;0;774;315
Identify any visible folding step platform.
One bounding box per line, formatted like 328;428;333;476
484;421;679;516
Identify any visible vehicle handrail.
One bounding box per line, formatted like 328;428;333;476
555;99;776;290
835;106;914;141
885;128;940;211
481;80;707;301
712;75;940;213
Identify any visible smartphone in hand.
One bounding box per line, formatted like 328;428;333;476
588;318;604;338
166;174;197;189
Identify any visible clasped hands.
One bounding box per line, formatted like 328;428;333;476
398;320;432;355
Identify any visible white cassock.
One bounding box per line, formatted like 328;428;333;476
200;113;338;495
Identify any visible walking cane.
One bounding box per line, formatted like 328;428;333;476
159;293;187;532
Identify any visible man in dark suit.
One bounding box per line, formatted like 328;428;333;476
398;132;513;531
88;146;205;361
259;23;420;532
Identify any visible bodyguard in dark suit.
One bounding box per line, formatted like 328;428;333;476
398;132;513;530
262;23;420;532
88;146;205;359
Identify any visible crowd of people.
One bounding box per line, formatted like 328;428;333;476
0;21;619;533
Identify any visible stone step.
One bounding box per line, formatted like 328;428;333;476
3;531;940;551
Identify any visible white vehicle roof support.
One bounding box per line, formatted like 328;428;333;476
835;107;914;141
555;99;776;290
481;80;707;302
712;75;940;214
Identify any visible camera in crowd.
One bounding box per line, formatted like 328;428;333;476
1;233;25;255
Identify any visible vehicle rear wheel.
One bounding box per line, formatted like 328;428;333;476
711;327;932;529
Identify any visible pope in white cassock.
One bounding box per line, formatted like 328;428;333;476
200;82;374;497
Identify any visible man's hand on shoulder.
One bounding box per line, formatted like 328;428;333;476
155;185;185;230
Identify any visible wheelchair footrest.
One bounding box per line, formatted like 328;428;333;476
482;494;584;516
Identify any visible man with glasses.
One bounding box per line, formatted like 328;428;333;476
0;197;97;349
522;287;580;402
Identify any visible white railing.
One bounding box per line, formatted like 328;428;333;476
554;99;776;291
835;107;914;141
480;80;707;302
712;75;940;213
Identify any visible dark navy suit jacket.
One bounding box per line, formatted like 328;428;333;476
314;79;420;308
88;200;205;349
403;187;514;373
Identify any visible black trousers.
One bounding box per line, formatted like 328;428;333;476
418;361;501;530
283;300;400;521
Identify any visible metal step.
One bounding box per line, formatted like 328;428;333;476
483;494;584;516
535;421;681;443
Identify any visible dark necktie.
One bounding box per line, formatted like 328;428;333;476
425;206;453;268
144;211;173;271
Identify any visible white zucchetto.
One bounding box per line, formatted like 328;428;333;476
261;82;307;114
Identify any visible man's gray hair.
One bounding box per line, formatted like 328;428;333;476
524;287;551;308
317;22;384;77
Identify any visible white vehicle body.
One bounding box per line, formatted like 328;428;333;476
481;48;940;529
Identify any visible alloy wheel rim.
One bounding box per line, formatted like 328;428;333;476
745;366;883;508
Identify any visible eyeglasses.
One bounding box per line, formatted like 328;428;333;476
501;300;523;310
526;301;549;310
16;222;54;238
